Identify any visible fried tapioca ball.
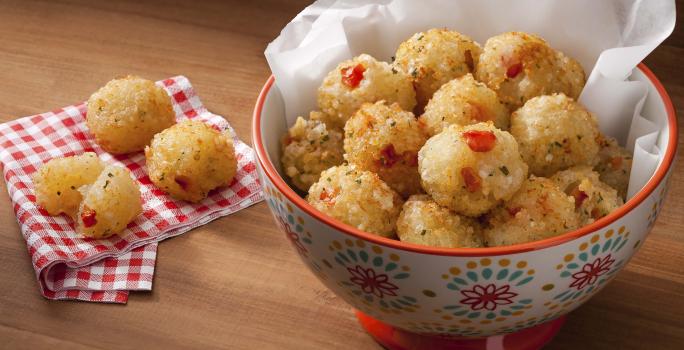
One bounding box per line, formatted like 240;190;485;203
343;101;427;197
145;120;238;203
551;166;624;225
394;29;481;112
396;195;483;248
76;165;142;239
418;122;528;217
32;152;105;218
511;94;600;177
281;113;344;192
484;176;579;247
317;54;416;129
420;74;509;136
595;135;632;200
475;32;585;111
86;75;176;154
307;164;403;237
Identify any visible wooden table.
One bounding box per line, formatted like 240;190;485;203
0;1;682;349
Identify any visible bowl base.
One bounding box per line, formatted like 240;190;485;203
355;311;566;350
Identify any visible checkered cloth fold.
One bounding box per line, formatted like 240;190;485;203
0;76;263;303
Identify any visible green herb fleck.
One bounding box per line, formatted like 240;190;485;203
103;180;110;189
417;34;424;41
554;141;562;147
411;68;418;78
500;166;509;176
390;120;396;127
390;55;396;62
420;229;427;236
70;186;76;190
326;177;331;182
391;67;398;74
56;191;61;196
577;135;583;140
321;134;330;142
107;172;113;178
355;178;362;184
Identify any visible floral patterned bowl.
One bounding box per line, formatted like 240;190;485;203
252;64;677;349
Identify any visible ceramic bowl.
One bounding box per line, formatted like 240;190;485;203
252;64;677;349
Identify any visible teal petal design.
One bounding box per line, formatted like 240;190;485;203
508;270;523;282
466;271;478;282
579;252;588;262
394;273;410;279
516;276;533;286
497;269;509;280
566;263;579;269
482;268;492;279
453;277;468;285
372;256;383;267
385;263;398;272
602;239;612;252
612;236;623;250
359;250;369;262
591;243;600;255
347;249;357;262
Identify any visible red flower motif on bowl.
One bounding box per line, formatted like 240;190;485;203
570;254;615;290
459;283;518;311
347;265;399;298
277;217;307;256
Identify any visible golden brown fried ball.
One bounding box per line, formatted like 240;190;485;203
394;28;482;111
475;32;585;111
484;176;579;247
86;75;176;154
76;165;142;239
317;54;416;129
33;152;105;218
281;112;344;192
550;166;624;225
145;120;238;202
420;74;509;136
511;94;600;177
343;101;427;197
418;122;528;217
397;195;483;248
307;164;403;237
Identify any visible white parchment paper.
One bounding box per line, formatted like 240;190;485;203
265;0;675;199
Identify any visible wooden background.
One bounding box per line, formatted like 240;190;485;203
0;1;681;349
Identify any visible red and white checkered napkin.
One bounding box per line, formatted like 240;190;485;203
0;76;263;303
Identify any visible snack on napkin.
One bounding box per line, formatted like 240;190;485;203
86;75;176;154
146;120;238;203
0;76;262;303
32;152;105;218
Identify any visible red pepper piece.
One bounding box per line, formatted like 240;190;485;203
175;176;190;190
461;167;481;193
463;130;497;152
571;188;589;209
506;63;523;79
81;206;97;228
378;144;400;168
507;207;522;217
341;64;366;88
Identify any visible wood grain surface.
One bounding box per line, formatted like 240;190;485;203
0;1;682;349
